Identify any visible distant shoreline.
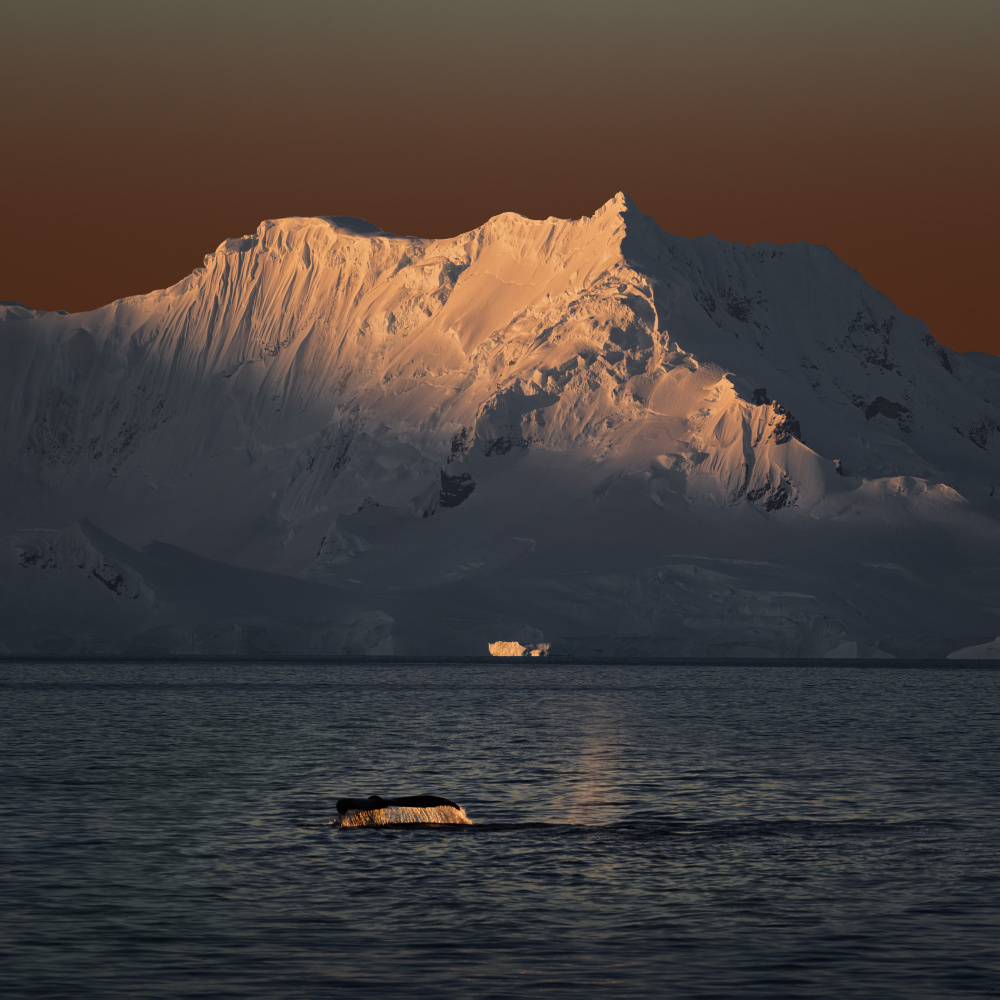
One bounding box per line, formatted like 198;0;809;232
1;654;996;670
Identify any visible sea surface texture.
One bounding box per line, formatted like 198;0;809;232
1;661;998;999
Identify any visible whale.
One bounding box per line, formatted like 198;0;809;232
336;794;472;827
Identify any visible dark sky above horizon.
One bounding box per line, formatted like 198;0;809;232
3;0;998;353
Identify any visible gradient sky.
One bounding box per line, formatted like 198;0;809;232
3;0;998;353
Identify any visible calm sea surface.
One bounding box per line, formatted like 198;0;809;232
1;661;998;999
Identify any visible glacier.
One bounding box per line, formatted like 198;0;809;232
2;193;998;658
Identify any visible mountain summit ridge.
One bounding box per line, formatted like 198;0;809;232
1;195;997;657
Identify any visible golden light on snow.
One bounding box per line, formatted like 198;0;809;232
4;187;997;658
2;3;997;352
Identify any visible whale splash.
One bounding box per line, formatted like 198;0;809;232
336;794;472;827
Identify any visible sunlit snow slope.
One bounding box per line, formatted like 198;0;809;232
2;194;998;657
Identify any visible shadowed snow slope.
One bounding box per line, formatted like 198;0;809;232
2;193;998;657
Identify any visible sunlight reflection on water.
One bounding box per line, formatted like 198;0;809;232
1;660;998;998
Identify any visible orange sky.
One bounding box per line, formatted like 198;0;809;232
3;0;998;353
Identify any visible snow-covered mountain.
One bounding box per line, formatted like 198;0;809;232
2;193;998;657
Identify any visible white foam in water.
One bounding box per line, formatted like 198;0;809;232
338;804;472;828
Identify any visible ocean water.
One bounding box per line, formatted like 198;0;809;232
1;660;998;999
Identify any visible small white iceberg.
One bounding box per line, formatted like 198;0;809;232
488;641;551;657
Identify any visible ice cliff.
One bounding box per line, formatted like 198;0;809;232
2;193;998;657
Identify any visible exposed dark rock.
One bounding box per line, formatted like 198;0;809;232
448;426;471;463
747;477;796;511
845;306;898;371
484;436;512;457
91;568;129;596
723;288;754;323
923;333;953;373
864;396;909;421
695;288;716;316
483;435;531;457
772;402;801;444
439;469;476;508
958;416;998;450
765;486;794;512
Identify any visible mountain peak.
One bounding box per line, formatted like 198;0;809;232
590;190;642;224
3;194;996;658
607;190;638;212
589;191;660;256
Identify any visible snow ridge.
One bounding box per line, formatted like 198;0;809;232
1;194;997;657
